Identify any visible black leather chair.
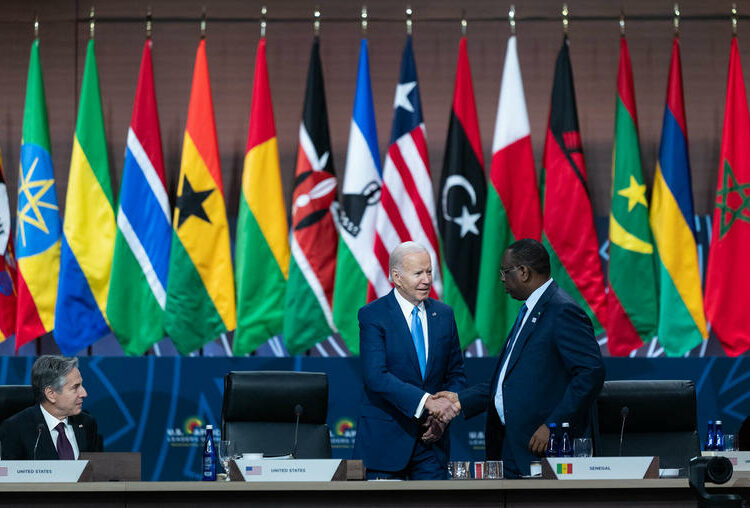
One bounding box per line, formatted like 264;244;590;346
594;380;700;470
0;385;34;424
221;371;331;458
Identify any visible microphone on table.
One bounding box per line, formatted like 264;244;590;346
618;406;630;457
291;404;303;459
33;423;45;460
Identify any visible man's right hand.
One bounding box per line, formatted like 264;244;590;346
432;391;461;412
424;394;460;423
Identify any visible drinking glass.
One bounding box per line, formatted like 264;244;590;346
574;437;593;457
218;440;235;480
449;461;470;479
724;434;737;451
485;460;503;479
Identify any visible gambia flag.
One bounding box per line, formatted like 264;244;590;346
284;37;338;355
542;36;607;335
234;37;290;355
650;36;708;356
475;34;541;355
437;37;486;349
606;36;657;356
704;36;750;356
55;38;115;355
107;38;171;356
332;39;381;354
0;148;18;343
15;38;61;351
165;38;236;355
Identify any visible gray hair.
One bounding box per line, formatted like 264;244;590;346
389;241;429;279
31;355;79;404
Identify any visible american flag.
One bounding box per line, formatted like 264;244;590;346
245;465;262;476
372;36;441;300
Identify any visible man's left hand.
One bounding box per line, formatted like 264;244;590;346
421;415;446;443
528;424;550;456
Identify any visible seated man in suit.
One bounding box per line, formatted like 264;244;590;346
353;241;466;480
0;355;100;460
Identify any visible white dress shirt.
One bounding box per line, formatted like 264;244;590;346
393;289;431;418
494;278;553;424
40;404;80;459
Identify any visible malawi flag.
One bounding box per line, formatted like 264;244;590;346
15;38;61;351
649;36;708;356
704;36;750;356
475;34;541;355
606;36;658;356
107;38;171;356
55;38;116;355
284;37;338;355
165;38;236;355
542;36;607;335
0;148;18;343
234;37;290;355
438;37;486;349
332;39;381;354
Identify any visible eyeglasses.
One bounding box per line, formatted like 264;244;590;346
499;266;520;279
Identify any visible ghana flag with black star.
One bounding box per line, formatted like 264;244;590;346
437;37;486;349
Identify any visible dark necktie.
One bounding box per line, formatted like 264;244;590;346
501;303;528;363
55;422;75;460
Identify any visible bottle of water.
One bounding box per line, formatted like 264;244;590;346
715;420;724;452
546;423;559;457
560;422;573;457
705;420;715;451
202;424;217;481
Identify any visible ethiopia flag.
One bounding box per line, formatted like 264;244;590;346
107;39;171;355
234;37;290;355
16;38;61;351
165;38;236;355
704;36;750;356
284;37;338;355
332;39;381;354
541;36;607;334
476;34;541;355
55;38;116;355
606;36;657;356
437;37;486;349
0;148;18;343
650;36;707;356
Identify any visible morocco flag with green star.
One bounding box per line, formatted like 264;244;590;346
606;36;658;356
704;36;750;356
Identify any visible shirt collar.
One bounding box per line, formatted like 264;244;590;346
39;404;68;431
524;278;553;314
393;288;425;321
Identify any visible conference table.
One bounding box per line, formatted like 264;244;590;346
2;475;749;508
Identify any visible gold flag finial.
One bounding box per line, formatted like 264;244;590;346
673;4;680;36
260;5;267;38
732;3;738;36
460;10;467;36
509;5;516;35
406;6;413;35
313;7;320;36
89;6;95;39
619;11;625;36
562;3;569;34
200;7;206;38
361;6;368;36
146;6;152;39
34;14;39;39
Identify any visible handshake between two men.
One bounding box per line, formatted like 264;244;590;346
421;391;460;443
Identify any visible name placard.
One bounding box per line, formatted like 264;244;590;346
0;460;92;482
702;451;750;471
228;458;345;482
542;457;659;480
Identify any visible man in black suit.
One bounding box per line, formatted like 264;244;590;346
0;355;100;460
434;239;605;477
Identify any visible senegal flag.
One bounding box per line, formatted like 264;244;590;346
165;38;236;355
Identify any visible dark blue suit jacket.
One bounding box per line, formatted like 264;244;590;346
353;290;466;472
460;281;605;477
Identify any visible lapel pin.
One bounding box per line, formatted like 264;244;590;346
78;424;83;428
432;312;437;317
531;317;537;323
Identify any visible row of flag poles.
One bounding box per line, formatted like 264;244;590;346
0;22;748;358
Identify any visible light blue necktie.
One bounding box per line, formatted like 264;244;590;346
411;306;427;378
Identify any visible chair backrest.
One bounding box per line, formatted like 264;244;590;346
594;380;700;469
221;371;331;459
0;385;34;424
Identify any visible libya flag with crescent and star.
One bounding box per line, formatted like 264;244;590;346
606;36;658;356
704;36;750;356
165;38;236;355
437;37;486;349
283;37;338;355
541;36;607;335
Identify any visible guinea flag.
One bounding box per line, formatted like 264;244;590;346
606;36;658;356
704;36;750;356
541;36;607;335
437;37;486;349
165;38;236;355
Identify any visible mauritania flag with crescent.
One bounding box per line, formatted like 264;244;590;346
606;36;657;356
107;39;171;356
649;36;707;356
332;38;381;354
234;37;290;355
16;38;61;351
55;38;115;355
165;38;236;355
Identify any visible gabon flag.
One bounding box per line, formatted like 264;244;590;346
165;38;236;355
704;36;750;356
0;148;18;343
541;36;607;335
606;36;658;356
234;37;290;355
